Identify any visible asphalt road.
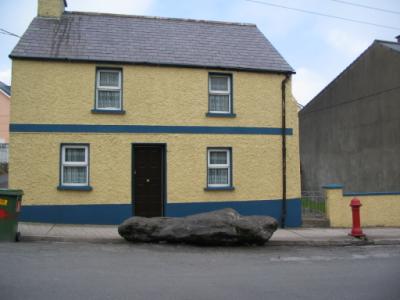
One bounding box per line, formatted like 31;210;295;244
1;242;399;300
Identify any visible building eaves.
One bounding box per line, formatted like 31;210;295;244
0;81;11;97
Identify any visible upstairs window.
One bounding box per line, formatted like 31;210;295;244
96;69;122;111
207;148;232;188
209;74;232;114
61;145;89;186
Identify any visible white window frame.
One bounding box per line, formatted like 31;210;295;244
207;148;231;188
209;74;231;114
61;145;89;186
96;69;122;110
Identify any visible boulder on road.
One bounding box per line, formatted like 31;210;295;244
118;208;278;246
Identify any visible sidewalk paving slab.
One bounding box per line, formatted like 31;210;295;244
16;222;400;246
269;229;363;247
18;223;122;243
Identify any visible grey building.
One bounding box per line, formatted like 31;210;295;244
299;38;400;193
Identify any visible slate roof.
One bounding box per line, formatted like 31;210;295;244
10;12;294;73
0;81;11;96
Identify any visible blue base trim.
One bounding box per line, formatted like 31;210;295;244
344;191;400;196
20;204;131;225
166;198;301;227
323;183;400;196
10;123;293;135
322;184;344;189
20;199;301;227
57;185;93;191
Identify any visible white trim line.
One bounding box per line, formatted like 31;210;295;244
0;89;11;98
207;149;231;187
61;145;89;186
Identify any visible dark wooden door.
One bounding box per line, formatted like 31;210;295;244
133;145;164;217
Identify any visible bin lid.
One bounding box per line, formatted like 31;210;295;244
0;189;24;196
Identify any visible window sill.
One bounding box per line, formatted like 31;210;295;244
204;186;235;191
57;185;93;191
91;109;126;115
206;112;236;118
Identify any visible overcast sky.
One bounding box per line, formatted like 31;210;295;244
0;0;399;105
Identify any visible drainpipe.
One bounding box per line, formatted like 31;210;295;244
281;74;290;228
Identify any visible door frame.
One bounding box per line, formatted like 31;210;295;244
131;143;167;217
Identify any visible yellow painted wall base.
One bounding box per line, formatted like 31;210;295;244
325;186;400;227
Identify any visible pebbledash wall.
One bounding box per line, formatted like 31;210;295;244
0;84;10;143
9;60;301;226
324;185;400;227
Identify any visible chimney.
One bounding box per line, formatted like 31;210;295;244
38;0;67;18
396;35;400;44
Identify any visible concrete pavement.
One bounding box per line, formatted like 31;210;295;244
17;222;400;246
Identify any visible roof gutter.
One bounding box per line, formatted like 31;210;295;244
280;73;290;228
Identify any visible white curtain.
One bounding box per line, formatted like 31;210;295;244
99;71;119;87
210;76;228;91
65;148;85;162
63;166;87;184
97;91;121;109
208;168;229;185
210;95;229;112
210;151;227;164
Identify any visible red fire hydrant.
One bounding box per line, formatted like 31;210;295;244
349;198;365;238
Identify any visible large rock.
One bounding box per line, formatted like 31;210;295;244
118;208;278;246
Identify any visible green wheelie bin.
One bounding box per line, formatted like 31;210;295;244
0;189;24;242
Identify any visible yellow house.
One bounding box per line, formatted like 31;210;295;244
9;0;301;226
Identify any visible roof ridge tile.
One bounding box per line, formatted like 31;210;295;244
65;11;257;27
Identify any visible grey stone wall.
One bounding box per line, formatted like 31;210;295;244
299;42;400;193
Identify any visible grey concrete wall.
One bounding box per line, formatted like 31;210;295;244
299;42;400;193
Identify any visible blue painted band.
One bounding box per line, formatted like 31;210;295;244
20;198;301;227
20;204;132;225
344;191;400;196
204;186;235;191
322;184;344;189
322;184;400;196
91;109;126;114
166;198;301;227
10;123;293;135
57;185;93;191
206;112;237;118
